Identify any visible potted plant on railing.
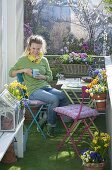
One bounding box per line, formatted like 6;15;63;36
59;52;94;77
7;81;32;122
80;131;110;170
86;69;108;111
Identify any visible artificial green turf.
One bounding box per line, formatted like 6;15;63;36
0;114;110;170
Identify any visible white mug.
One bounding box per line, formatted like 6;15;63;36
32;69;40;78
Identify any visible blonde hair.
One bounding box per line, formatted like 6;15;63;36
24;35;47;55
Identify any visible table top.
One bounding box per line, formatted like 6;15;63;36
57;78;88;90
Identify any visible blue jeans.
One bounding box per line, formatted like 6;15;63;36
29;86;69;126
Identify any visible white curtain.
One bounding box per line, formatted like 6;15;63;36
0;0;3;90
0;0;24;90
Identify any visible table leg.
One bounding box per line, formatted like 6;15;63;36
71;89;81;104
63;89;74;104
63;89;81;104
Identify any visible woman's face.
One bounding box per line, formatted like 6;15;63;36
29;43;42;57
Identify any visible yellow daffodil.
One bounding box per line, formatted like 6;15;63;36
92;139;97;144
94;131;99;136
8;80;28;100
104;144;109;147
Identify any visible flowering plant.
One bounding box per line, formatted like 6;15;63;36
81;150;103;165
7;81;28;100
86;68;108;96
89;68;106;79
80;131;110;165
91;132;110;158
60;52;93;65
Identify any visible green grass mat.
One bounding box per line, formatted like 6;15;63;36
0;114;110;170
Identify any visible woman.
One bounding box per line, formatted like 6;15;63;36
9;35;68;137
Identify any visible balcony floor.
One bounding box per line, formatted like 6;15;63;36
0;114;110;170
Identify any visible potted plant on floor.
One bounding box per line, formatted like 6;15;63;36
80;131;110;170
86;69;108;111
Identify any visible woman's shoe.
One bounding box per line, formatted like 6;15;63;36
37;118;47;132
46;125;55;138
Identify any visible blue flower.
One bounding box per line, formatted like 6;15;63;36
81;150;104;164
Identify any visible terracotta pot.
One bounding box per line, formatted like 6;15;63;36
1;143;17;163
25;107;39;122
91;93;106;111
84;162;105;170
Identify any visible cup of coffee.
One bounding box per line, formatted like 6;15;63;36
32;69;40;78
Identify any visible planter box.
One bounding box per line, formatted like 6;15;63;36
61;64;89;77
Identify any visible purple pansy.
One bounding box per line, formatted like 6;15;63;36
79;53;88;59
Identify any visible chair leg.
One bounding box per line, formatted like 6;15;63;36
75;117;99;146
57;115;80;156
89;117;99;132
57;115;98;156
65;120;81;143
25;103;46;139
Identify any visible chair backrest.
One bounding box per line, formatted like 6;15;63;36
82;86;90;98
17;73;24;84
77;86;90;119
17;73;26;98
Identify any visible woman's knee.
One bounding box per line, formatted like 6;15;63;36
50;95;59;106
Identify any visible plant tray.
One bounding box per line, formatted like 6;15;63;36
0;89;24;131
61;64;89;77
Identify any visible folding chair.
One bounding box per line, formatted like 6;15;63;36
17;73;47;139
54;86;100;156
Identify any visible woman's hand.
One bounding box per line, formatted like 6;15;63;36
23;69;46;80
23;68;32;76
35;74;46;80
10;68;32;77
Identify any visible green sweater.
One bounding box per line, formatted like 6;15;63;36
9;56;53;96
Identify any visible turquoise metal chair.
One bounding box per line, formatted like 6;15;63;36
17;73;47;139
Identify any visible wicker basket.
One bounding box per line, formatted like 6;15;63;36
61;64;89;77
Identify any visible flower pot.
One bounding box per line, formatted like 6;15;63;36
1;143;17;163
84;162;105;170
91;93;106;111
25;107;38;122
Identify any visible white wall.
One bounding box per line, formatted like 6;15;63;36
105;56;112;170
0;0;24;90
0;0;2;90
